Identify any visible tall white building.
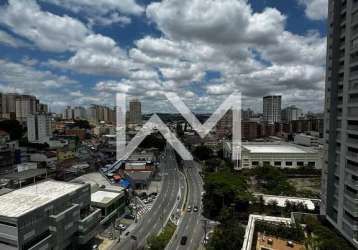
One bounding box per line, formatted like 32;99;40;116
27;114;52;143
263;96;281;124
321;0;358;248
63;106;73;120
128;99;142;125
281;105;303;122
74;106;87;120
15;95;38;122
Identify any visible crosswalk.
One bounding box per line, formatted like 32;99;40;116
135;198;155;219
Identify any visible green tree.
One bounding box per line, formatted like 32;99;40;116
193;145;213;161
0;119;24;140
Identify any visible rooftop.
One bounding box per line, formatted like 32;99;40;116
91;190;122;205
254;194;319;210
0;180;85;218
242;143;316;154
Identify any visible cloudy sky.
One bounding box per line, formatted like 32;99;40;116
0;0;327;113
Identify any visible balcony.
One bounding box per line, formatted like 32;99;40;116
78;208;101;233
77;208;101;245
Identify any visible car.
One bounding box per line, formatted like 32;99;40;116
193;206;199;212
148;197;153;202
143;199;149;204
118;224;127;231
125;231;130;236
180;236;188;245
124;214;135;220
187;205;192;212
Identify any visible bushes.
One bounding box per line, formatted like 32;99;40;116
255;220;305;242
304;219;355;250
147;221;176;250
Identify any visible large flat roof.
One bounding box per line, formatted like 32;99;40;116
0;180;84;218
91;190;122;205
242;143;315;154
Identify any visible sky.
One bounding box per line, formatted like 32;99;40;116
0;0;328;114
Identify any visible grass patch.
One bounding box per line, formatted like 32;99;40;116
147;221;177;250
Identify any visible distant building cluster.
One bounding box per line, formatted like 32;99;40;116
63;104;116;124
0;93;48;122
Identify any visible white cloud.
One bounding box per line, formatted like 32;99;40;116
299;0;328;20
0;30;29;48
44;0;144;16
147;0;285;45
0;59;76;89
0;0;90;52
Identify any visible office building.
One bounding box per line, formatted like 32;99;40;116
321;0;358;247
128;98;142;125
27;114;52;143
0;180;101;250
263;95;281;124
281;105;303;122
242;108;254;121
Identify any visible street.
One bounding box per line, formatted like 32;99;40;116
167;160;205;250
116;144;181;250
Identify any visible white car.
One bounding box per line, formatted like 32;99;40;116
118;224;127;231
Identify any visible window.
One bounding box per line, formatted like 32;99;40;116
308;162;316;167
274;161;281;166
252;161;259;166
285;161;293;166
297;161;304;167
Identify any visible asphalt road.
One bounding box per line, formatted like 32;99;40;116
167;160;205;250
116;145;180;250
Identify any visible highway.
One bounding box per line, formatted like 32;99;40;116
116;144;181;250
167;160;205;250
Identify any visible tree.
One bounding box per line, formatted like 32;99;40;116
0;119;24;140
207;218;245;250
205;158;225;172
193;145;213;161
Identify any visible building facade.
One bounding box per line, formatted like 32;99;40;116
128;99;142;125
322;0;358;247
263;96;282;124
281;105;303;122
0;181;101;250
223;142;321;169
15;95;38;123
27;114;52;143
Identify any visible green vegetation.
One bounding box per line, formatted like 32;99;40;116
0;119;24;140
250;166;297;196
193;145;213;161
207;215;245;250
255;220;305;242
203;169;252;220
304;217;354;250
147;221;176;250
139;133;165;150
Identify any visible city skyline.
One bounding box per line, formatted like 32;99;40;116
0;0;326;113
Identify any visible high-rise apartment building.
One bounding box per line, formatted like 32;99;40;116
281;105;303;122
15;95;38;122
73;106;87;120
322;0;358;247
63;106;73;120
27;114;52;143
128;98;142;125
263;96;281;124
